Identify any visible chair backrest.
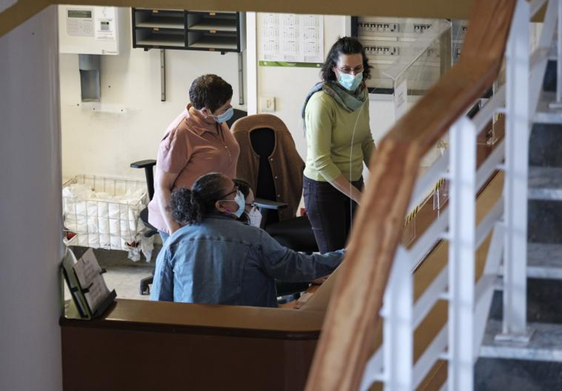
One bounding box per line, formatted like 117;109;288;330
250;128;280;225
130;159;157;200
231;114;304;223
130;159;158;233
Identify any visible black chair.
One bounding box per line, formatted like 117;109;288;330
130;159;158;295
249;128;318;253
232;115;319;297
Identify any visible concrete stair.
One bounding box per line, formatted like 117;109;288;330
475;54;562;389
496;243;562;279
481;320;562;362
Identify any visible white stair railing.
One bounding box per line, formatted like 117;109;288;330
358;0;559;389
447;116;477;390
498;0;532;343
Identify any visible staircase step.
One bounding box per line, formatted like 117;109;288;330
475;357;562;390
480;320;562;362
548;45;557;61
489;279;562;324
528;199;562;243
528;243;562;279
529;123;562;167
528;166;562;200
497;243;562;279
544;59;556;92
535;92;562;124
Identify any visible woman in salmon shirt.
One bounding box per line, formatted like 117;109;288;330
147;74;240;241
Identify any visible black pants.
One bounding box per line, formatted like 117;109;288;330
303;176;363;254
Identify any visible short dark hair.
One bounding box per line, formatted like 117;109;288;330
189;74;233;112
168;173;229;225
321;37;372;82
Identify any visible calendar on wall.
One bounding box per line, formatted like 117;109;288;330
260;13;324;67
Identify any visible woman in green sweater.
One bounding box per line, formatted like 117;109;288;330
302;36;375;253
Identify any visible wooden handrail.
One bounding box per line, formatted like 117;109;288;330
305;0;517;390
0;1;479;43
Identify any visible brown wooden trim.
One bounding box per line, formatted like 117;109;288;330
0;0;49;41
56;0;477;19
0;0;481;41
61;299;325;340
305;0;516;389
60;317;322;340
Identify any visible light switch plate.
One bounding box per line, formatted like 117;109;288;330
259;96;276;112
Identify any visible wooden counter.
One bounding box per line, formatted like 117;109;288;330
61;301;324;391
60;118;505;391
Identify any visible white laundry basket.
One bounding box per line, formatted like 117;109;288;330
62;175;149;251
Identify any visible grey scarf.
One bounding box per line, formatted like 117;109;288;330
301;81;367;122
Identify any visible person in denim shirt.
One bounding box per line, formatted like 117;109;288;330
150;173;344;308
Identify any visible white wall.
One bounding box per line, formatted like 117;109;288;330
0;6;63;391
255;14;400;170
60;11;400;180
256;15;347;158
60;7;246;180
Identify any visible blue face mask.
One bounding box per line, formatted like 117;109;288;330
338;72;363;91
221;190;245;218
214;107;234;124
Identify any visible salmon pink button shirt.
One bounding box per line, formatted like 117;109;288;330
148;104;240;233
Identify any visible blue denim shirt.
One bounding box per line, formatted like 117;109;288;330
150;214;344;308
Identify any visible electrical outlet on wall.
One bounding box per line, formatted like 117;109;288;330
259;96;276;112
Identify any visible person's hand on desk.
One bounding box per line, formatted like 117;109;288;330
311;276;328;285
278;276;329;309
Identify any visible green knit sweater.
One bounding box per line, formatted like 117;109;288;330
304;91;375;182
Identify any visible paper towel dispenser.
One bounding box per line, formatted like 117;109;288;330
78;55;101;102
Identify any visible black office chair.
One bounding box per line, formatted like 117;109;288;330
232;115;319;297
232;115;318;252
130;159;158;295
250;128;318;252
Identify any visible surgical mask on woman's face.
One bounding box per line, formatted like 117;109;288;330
214;107;234;124
338;71;363;91
247;206;262;228
230;190;245;218
219;190;245;218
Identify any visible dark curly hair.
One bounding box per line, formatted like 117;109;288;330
168;173;229;225
321;37;372;82
189;74;233;113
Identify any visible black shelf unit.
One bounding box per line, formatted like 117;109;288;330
132;9;245;53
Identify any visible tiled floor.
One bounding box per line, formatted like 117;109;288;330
103;266;152;300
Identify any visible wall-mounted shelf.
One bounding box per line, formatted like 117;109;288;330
137;37;185;47
136;18;185;29
132;9;245;53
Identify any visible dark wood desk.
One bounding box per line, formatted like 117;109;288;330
60;300;324;391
